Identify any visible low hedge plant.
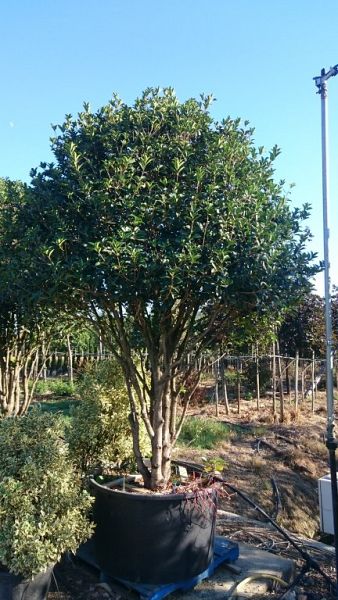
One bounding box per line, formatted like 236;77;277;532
66;359;150;477
0;410;94;579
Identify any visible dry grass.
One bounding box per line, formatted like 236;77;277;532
248;455;266;473
177;390;333;538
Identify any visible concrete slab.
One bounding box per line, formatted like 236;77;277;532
173;542;295;599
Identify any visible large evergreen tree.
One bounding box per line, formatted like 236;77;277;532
26;89;317;488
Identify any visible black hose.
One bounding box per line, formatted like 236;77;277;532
218;478;336;595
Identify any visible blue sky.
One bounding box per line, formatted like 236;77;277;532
1;0;338;294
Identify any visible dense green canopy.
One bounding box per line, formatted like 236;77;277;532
24;88;317;487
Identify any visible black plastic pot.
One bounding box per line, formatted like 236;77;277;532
0;565;53;600
90;478;217;584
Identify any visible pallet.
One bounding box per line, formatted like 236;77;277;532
78;537;239;600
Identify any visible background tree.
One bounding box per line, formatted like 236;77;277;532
278;292;325;358
0;178;67;416
27;89;318;489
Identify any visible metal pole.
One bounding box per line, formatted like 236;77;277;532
315;64;338;598
320;75;335;436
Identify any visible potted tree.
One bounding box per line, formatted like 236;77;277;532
26;89;317;583
0;410;93;599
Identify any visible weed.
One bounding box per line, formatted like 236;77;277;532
202;456;227;473
178;418;231;449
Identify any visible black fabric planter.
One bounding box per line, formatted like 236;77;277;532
0;565;53;600
90;478;217;584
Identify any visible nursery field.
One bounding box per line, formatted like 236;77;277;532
39;381;337;600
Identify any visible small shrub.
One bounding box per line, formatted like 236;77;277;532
50;380;76;396
0;410;93;578
67;360;150;476
32;380;50;395
178;417;230;449
34;378;76;397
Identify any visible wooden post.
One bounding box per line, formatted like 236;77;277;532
272;341;277;415
285;358;291;401
237;358;241;415
301;366;305;403
67;335;74;385
214;359;219;417
220;359;229;415
311;351;315;413
256;348;260;412
295;350;299;410
276;341;284;422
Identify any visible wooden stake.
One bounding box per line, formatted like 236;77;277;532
295;350;299;410
237;358;241;415
214;359;219;417
67;335;73;385
272;341;276;415
276;341;284;422
311;351;315;413
220;359;229;415
256;347;260;412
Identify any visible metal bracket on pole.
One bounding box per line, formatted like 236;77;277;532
314;65;338;95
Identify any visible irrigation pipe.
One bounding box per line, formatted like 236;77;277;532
227;573;288;599
218;479;336;593
217;508;335;558
173;461;335;591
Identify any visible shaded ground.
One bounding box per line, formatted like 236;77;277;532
48;390;336;599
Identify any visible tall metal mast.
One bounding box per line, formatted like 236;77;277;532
314;64;338;597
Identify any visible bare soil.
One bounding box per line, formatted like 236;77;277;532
49;391;337;599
